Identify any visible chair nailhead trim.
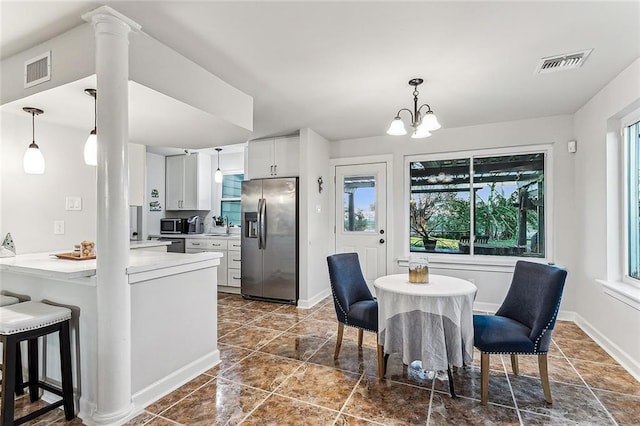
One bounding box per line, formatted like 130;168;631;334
0;315;71;336
533;294;563;352
481;351;548;355
330;284;376;333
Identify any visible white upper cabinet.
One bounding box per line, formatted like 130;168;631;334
166;153;211;210
246;135;299;179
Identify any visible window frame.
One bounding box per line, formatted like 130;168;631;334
219;171;244;226
404;144;554;265
622;111;640;288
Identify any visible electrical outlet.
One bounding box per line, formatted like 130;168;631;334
54;220;65;235
65;196;82;211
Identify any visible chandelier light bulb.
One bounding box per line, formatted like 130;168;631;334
24;142;45;174
84;129;97;166
387;117;407;135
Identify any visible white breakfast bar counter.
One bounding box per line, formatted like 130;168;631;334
0;249;222;423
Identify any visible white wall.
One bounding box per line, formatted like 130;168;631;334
298;128;332;307
573;58;640;375
145;152;166;236
0;110;97;254
330;115;577;311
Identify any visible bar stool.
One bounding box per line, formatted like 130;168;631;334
0;295;23;396
0;301;75;425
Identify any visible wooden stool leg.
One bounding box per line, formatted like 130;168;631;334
59;321;75;419
2;335;18;426
28;337;40;402
15;342;24;396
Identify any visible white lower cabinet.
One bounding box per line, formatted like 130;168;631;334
186;238;240;290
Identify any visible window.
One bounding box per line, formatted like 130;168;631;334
409;151;546;257
343;175;377;232
625;120;640;282
221;173;243;226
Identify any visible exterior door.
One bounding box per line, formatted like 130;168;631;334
335;163;387;292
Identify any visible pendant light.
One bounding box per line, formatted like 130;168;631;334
84;88;97;166
387;78;441;139
22;107;45;174
214;148;223;183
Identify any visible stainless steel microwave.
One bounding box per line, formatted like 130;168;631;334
160;218;186;234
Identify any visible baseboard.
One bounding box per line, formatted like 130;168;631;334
130;349;220;416
572;313;640;382
298;288;331;309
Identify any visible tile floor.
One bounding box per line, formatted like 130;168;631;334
11;293;640;425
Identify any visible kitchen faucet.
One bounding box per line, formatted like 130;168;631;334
224;216;230;234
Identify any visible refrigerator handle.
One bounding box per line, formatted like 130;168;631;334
258;197;267;249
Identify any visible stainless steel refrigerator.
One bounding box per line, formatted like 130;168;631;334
241;177;298;304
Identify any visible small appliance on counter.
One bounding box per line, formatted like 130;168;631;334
186;215;204;234
160;218;187;234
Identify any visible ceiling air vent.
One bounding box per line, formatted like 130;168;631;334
24;51;51;88
535;49;593;74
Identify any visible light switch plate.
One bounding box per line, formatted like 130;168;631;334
567;140;577;153
65;196;82;211
54;220;65;235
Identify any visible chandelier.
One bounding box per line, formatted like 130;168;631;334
387;78;441;139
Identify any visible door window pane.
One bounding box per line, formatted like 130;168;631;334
627;121;640;280
410;159;471;253
343;175;376;232
221;174;243;226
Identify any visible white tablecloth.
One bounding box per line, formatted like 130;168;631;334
374;274;477;371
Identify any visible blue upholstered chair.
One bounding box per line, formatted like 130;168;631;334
473;260;567;405
327;253;384;378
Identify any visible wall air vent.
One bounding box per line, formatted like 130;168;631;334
24;51;51;88
535;49;593;74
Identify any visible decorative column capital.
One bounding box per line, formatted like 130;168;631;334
82;6;142;36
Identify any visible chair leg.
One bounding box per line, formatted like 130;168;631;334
334;323;344;360
1;335;18;426
357;329;364;347
15;342;24;396
511;354;519;375
538;354;552;404
28;337;39;402
59;321;75;419
480;353;490;405
377;343;384;379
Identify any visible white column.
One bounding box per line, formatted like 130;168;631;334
82;6;141;424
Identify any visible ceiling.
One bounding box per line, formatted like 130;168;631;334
1;1;639;148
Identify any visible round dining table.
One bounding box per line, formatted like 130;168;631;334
374;273;477;390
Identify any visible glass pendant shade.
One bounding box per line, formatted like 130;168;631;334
411;126;432;139
421;111;441;131
387;117;407;135
84;129;97;166
23;142;45;174
214;168;223;183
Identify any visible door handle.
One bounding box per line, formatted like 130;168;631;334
379;238;385;244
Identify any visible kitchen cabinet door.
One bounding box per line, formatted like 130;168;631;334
246;139;275;179
273;136;299;177
246;136;299;179
165;153;211;210
165;155;184;210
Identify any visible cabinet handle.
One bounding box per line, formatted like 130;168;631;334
232;276;241;280
192;242;200;245
232;258;241;261
212;244;221;246
274;164;277;175
232;244;241;248
270;165;274;175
